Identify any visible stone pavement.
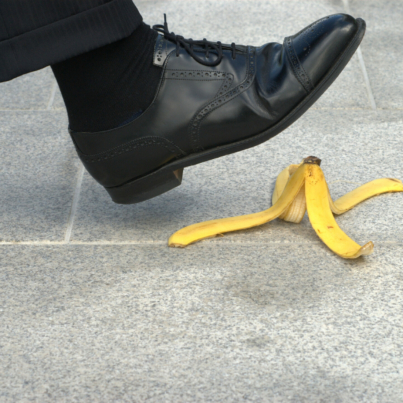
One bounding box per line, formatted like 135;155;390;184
1;1;402;401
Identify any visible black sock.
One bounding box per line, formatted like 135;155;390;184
51;23;161;132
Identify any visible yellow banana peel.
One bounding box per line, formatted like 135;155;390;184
169;156;403;259
328;178;403;215
169;162;306;247
305;163;374;259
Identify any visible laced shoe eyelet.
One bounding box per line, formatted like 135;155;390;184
153;14;237;67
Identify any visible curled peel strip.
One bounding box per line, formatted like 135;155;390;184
169;163;307;247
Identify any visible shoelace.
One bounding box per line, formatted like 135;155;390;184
153;14;237;66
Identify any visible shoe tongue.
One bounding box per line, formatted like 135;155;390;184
220;43;248;53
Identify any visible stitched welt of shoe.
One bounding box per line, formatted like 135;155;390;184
78;136;185;163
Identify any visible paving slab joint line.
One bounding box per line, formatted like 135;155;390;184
64;164;85;243
342;0;377;110
46;81;58;111
0;240;402;246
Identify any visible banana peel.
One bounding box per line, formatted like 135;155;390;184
169;157;403;259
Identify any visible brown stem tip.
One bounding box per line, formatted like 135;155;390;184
303;156;322;166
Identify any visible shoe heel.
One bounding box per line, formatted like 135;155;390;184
105;168;184;204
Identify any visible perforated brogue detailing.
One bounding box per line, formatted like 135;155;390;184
153;35;175;67
165;70;228;80
189;48;257;152
284;37;314;93
295;16;329;57
215;73;235;98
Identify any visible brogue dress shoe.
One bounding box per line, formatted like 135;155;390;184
69;14;366;204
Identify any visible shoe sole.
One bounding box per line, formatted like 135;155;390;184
106;18;366;204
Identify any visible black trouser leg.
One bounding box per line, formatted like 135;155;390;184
0;0;143;82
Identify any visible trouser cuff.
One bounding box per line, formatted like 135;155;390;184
0;0;143;82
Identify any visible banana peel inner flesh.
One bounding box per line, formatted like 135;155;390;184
169;157;403;259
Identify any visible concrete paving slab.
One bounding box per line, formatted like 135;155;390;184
52;87;66;111
72;109;403;246
349;0;403;109
1;243;402;402
137;0;345;43
0;1;401;402
0;112;80;242
0;67;55;111
314;54;369;109
137;0;370;109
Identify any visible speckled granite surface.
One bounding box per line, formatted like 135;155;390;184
1;0;402;401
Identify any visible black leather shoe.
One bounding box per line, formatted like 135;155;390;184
70;14;366;204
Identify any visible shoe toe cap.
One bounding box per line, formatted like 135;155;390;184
291;14;359;87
